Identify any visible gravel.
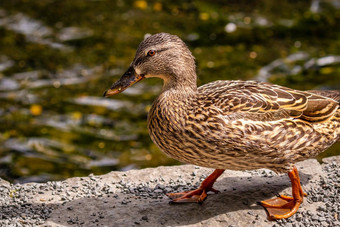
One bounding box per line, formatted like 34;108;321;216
273;158;340;227
0;157;339;226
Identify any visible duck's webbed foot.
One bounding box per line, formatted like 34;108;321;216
167;169;224;204
167;187;220;203
259;166;307;220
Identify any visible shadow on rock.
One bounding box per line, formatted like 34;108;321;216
46;172;313;226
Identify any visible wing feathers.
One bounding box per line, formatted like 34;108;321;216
301;96;339;122
307;90;340;101
198;80;339;123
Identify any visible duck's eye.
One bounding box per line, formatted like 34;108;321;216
147;50;156;56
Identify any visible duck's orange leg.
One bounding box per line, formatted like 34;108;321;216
259;166;307;220
167;169;225;203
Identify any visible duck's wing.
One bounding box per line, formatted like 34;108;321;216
306;90;340;101
198;80;339;123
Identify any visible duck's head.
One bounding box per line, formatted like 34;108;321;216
104;33;196;97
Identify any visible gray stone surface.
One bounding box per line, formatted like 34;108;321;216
0;156;339;226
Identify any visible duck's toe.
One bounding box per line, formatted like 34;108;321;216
259;196;302;220
167;187;218;204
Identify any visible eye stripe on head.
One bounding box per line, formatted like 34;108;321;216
135;47;171;66
145;48;170;57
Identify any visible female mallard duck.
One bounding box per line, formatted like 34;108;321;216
104;33;340;220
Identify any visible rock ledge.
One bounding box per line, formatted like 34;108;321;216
0;156;339;226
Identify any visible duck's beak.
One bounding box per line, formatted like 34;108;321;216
103;66;144;97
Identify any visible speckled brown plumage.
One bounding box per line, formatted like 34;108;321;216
148;79;339;173
104;33;340;220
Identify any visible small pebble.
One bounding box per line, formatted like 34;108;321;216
141;215;148;221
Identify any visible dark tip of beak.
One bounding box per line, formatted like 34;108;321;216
103;66;145;97
103;90;108;97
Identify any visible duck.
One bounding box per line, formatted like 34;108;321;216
103;33;340;220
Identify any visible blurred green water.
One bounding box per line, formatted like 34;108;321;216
0;0;339;183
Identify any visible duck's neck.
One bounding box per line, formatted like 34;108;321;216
155;80;197;118
160;70;198;97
